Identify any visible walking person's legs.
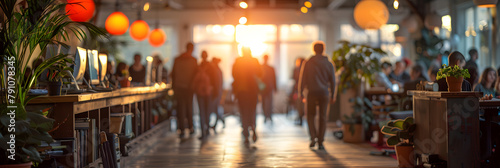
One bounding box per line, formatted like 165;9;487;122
237;93;250;144
317;95;329;149
198;96;210;139
306;95;318;147
175;89;186;137
262;93;273;122
186;91;195;134
248;93;258;142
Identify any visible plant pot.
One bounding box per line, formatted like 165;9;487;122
120;79;130;88
395;145;415;168
446;76;463;92
343;123;365;143
47;81;63;96
0;162;32;168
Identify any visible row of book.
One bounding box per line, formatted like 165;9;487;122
75;118;98;168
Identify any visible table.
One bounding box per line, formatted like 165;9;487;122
28;86;168;167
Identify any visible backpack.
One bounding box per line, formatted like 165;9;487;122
193;69;213;96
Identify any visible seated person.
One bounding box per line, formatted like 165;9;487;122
375;62;397;92
474;67;497;97
389;61;411;85
404;64;428;92
437;51;472;91
465;66;479;88
428;68;439;82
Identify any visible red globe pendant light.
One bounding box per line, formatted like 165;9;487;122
149;28;166;47
130;20;150;41
105;11;129;35
65;0;95;22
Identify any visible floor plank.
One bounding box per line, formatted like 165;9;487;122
122;114;397;167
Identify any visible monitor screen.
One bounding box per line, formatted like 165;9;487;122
74;47;87;84
87;49;99;85
98;53;107;82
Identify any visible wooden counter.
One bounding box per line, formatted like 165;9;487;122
28;86;169;167
408;91;482;168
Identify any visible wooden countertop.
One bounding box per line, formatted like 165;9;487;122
480;99;500;107
29;86;168;104
407;91;483;98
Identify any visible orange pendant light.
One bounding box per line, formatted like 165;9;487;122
65;0;95;22
149;28;166;47
105;11;129;35
353;0;389;30
130;20;150;41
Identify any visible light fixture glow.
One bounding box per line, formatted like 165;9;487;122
149;29;167;47
304;1;312;8
474;0;497;8
65;0;95;22
130;20;150;41
212;25;222;34
301;6;308;13
393;0;399;10
222;25;235;36
105;12;129;35
239;1;248;9
353;0;389;30
144;2;150;11
239;17;247;24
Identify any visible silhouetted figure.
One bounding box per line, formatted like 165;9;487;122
474;67;497;97
172;43;198;138
389;61;411;85
404;64;427;92
437;51;472;91
466;66;478;88
210;57;225;130
298;41;336;150
129;53;146;85
292;58;306;125
374;62;394;91
261;55;277;123
105;61;118;88
193;51;215;139
232;46;263;146
466;48;478;70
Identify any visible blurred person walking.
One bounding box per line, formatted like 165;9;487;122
299;41;336;150
172;43;198;138
232;47;263;146
193;51;215;139
261;55;277;123
210;57;225;131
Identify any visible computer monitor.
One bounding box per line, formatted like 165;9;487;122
87;49;99;85
145;56;153;86
98;53;107;83
73;47;87;84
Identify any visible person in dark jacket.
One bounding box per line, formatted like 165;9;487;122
389;61;411;84
172;42;198;138
261;55;277;123
298;41;336;150
437;51;472;91
193;50;215;139
232;46;263;146
465;48;478;70
210;57;225;131
129;53;146;85
292;57;306;125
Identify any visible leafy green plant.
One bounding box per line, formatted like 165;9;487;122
47;57;73;82
436;65;471;80
332;41;386;92
344;97;373;135
0;0;107;164
380;117;416;146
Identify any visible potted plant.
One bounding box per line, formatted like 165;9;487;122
343;97;373;143
46;58;73;96
332;41;385;142
0;0;107;166
381;117;416;168
436;65;471;92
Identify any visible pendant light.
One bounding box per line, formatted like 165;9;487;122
353;0;389;30
65;0;95;22
149;7;166;47
130;3;150;41
473;0;498;8
105;0;129;35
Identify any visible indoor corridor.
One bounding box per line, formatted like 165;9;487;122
122;114;397;168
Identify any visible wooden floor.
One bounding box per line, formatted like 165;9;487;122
122;114;397;168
